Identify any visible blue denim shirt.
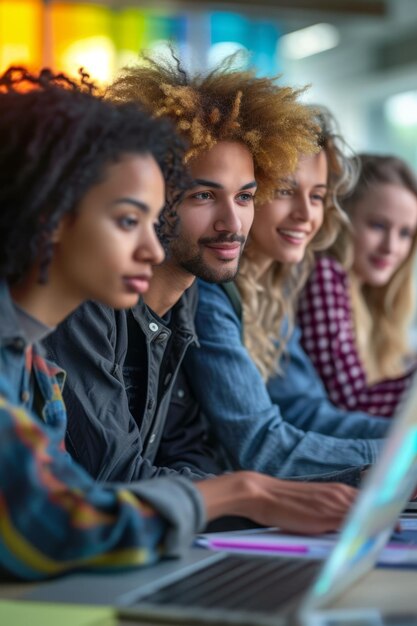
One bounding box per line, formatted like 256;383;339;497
184;280;388;478
0;281;205;580
267;327;389;437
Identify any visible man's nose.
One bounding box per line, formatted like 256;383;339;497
213;200;242;233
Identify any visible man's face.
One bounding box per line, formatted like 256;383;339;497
169;141;256;283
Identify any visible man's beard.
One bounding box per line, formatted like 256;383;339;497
170;233;245;283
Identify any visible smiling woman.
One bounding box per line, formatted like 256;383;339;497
249;151;328;268
237;107;353;381
298;153;417;417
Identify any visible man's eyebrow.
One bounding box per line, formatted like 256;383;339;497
192;178;223;189
191;179;257;190
240;181;257;190
113;198;149;213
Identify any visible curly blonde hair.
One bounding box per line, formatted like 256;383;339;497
107;51;319;204
237;106;357;380
330;154;417;383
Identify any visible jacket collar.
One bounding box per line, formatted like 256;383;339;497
0;280;27;345
171;282;199;340
131;282;199;346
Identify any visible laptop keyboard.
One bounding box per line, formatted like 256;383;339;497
141;554;320;614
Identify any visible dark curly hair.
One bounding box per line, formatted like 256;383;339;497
0;67;189;283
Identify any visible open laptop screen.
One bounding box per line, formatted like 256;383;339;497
303;375;417;613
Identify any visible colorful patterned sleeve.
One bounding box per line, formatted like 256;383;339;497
297;256;412;418
0;378;203;581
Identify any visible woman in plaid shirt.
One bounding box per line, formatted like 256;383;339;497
298;154;417;417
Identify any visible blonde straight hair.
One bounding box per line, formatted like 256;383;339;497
330;154;417;383
237;107;357;380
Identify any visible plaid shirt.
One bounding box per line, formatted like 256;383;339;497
298;256;413;417
0;282;204;580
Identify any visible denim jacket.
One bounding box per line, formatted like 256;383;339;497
0;281;205;580
184;280;388;478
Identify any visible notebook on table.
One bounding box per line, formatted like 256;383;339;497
24;374;417;626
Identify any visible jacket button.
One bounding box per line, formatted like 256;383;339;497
149;433;156;444
156;332;169;343
149;322;158;332
177;389;185;398
11;337;25;351
21;390;30;403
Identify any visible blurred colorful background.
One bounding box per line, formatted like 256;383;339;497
2;0;417;169
0;1;280;82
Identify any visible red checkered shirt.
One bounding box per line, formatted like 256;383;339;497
297;256;415;418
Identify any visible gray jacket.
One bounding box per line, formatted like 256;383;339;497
43;283;221;482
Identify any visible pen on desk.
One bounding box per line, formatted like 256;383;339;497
206;538;310;554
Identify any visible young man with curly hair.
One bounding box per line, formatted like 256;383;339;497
44;52;322;482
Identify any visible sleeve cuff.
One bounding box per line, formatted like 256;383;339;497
126;476;207;556
285;465;367;488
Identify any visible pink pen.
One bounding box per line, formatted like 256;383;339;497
207;538;310;554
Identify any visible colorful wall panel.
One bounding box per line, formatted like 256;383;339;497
0;1;280;81
0;0;42;72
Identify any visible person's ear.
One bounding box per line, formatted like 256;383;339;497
50;214;70;244
50;223;63;244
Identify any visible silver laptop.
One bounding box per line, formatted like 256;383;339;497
25;376;417;626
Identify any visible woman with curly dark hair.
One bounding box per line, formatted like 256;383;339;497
0;67;187;288
0;65;202;579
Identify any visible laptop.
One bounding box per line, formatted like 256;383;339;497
24;376;417;626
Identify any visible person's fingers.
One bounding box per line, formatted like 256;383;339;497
280;513;345;535
295;484;357;516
